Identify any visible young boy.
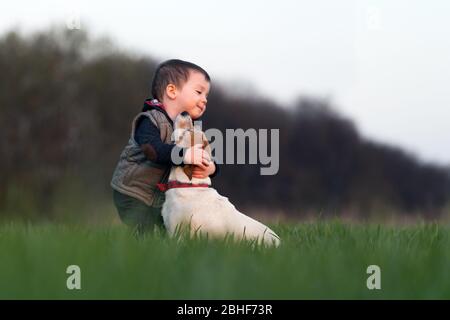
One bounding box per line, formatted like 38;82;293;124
111;59;217;235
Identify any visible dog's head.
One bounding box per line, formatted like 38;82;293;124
173;112;212;180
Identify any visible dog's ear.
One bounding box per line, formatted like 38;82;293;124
183;165;193;181
173;128;184;145
202;133;212;158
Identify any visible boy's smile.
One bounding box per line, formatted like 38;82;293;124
178;70;210;119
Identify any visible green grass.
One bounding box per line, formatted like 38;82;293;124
1;220;450;299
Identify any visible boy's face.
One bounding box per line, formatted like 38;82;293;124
176;70;210;119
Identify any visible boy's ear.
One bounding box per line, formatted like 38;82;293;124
165;84;177;100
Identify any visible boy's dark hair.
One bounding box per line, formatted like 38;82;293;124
151;59;211;101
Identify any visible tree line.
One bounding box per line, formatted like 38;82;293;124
1;28;449;219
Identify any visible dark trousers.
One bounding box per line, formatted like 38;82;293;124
113;190;165;235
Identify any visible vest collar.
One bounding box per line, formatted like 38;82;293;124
142;98;205;124
142;98;173;125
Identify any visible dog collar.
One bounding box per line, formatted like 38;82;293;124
156;181;210;192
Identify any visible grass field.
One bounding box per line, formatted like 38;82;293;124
1;220;450;299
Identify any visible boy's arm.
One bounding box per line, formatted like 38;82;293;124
135;117;219;177
135;117;183;165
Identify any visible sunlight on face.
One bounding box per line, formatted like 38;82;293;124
178;70;210;119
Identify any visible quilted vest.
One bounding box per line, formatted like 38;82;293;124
110;108;173;207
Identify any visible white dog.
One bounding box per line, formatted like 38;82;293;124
160;112;280;247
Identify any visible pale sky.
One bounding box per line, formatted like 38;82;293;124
1;0;449;165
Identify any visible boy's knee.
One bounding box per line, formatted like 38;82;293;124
114;198;165;234
113;191;164;230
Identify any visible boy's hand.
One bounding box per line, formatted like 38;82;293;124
183;144;211;166
192;160;216;179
